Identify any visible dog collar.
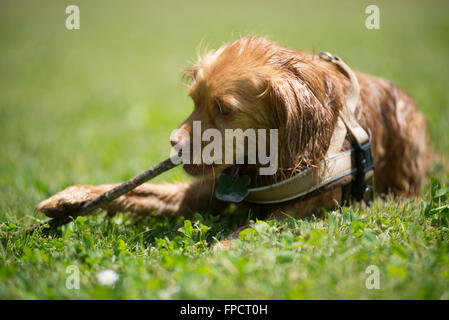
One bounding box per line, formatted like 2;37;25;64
245;52;374;204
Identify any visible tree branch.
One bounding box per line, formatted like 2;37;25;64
25;157;179;235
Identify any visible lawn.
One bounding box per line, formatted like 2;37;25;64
0;0;448;299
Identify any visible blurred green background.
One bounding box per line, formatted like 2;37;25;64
0;0;448;299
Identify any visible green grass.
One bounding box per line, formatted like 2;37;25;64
1;0;448;299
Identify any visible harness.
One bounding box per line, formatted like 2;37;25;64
244;52;374;204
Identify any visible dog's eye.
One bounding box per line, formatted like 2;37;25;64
215;99;231;116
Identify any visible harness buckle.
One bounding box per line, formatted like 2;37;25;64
351;139;375;201
319;52;341;62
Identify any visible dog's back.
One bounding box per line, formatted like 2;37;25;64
356;72;430;196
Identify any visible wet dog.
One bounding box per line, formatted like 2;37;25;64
36;37;430;225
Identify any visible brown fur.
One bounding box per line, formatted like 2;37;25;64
36;37;430;231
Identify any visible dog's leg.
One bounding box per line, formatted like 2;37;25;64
35;179;227;219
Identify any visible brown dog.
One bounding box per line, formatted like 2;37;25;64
36;37;430;227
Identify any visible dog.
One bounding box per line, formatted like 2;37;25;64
35;37;430;231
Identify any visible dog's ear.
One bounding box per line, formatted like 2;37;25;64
268;72;335;170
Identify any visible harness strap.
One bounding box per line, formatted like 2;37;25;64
245;150;356;204
320;52;369;152
245;52;374;204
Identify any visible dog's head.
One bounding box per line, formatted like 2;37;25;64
172;37;342;179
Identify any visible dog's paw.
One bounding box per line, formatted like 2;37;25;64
35;185;98;218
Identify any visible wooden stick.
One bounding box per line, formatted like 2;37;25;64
25;157;180;235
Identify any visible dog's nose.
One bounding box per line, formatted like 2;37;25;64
170;126;192;150
170;129;189;147
170;135;183;147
